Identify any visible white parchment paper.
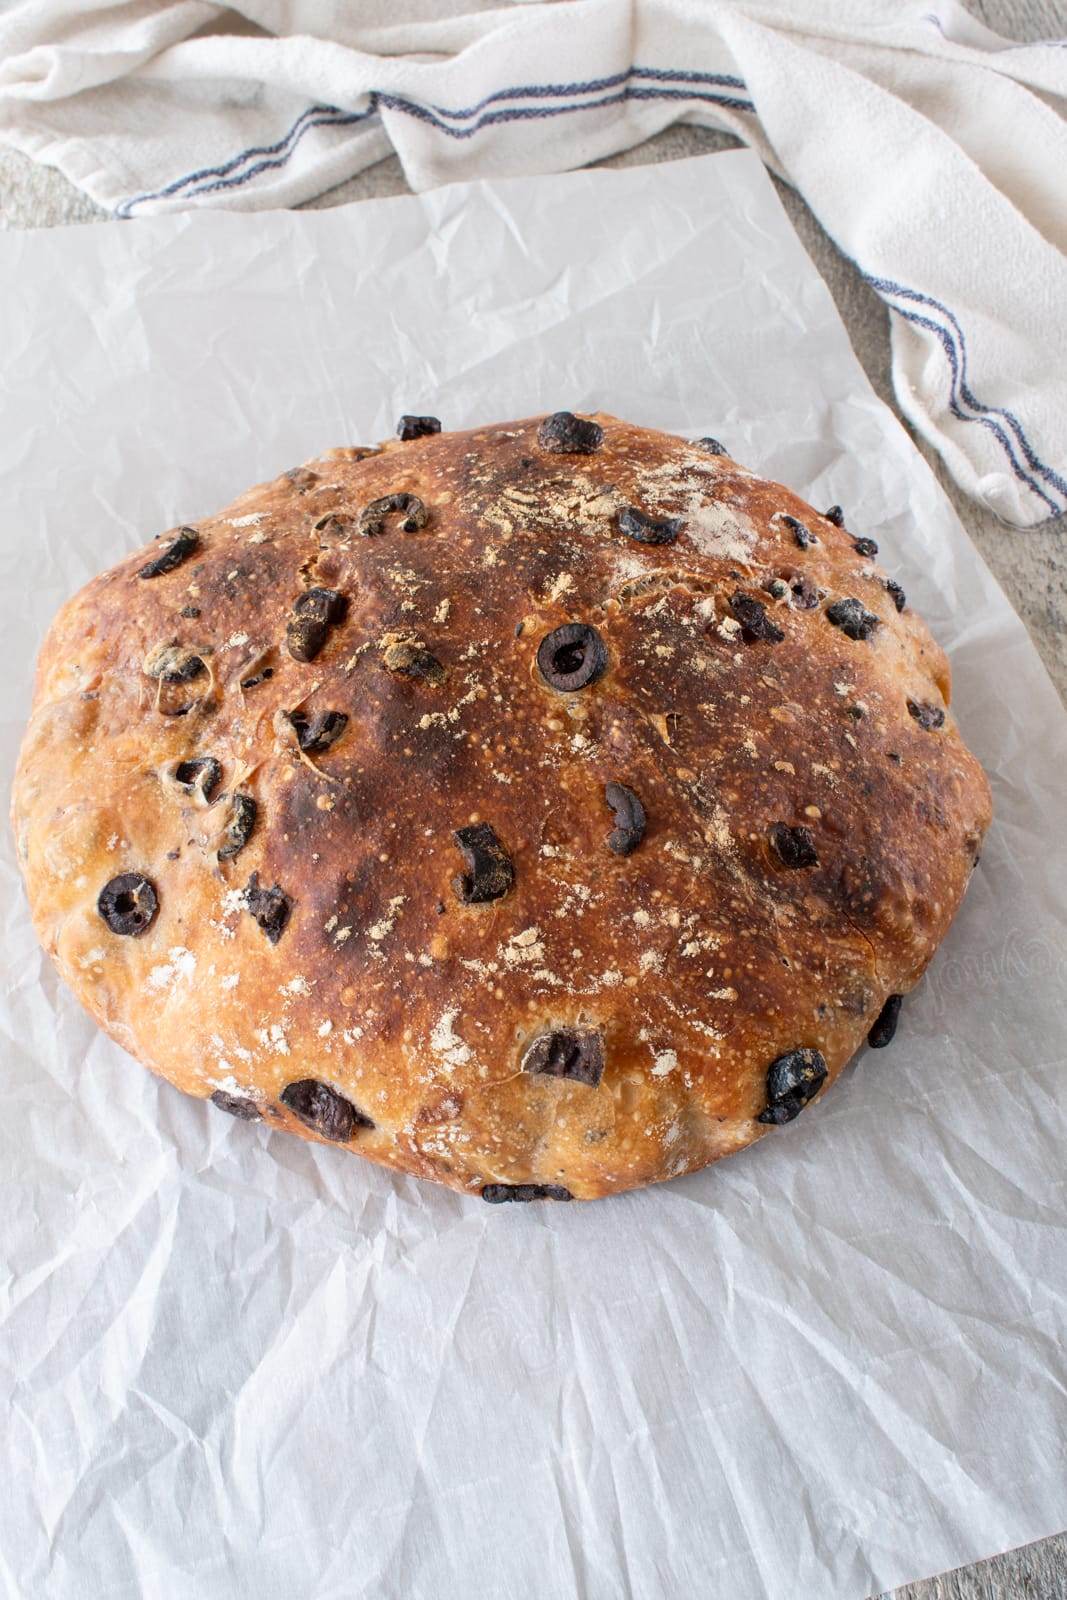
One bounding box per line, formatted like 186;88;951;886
1;151;1065;1600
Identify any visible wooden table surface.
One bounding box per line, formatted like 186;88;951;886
1;0;1062;1594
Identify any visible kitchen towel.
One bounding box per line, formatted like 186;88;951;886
0;0;1064;527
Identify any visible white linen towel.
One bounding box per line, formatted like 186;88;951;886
1;0;1064;527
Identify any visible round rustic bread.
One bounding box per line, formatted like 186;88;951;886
12;413;992;1202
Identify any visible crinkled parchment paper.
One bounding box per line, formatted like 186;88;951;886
1;152;1064;1600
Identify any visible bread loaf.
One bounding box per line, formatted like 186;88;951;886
11;413;992;1201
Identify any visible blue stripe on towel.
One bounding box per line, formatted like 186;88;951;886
114;103;368;217
374;82;755;138
881;300;1063;517
865;273;1065;515
412;66;749;123
180;109;374;203
115;67;753;215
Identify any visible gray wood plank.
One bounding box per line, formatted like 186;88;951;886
881;1530;1067;1599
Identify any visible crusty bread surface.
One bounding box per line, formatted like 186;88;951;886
12;414;992;1201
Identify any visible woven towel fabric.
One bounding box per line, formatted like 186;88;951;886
0;0;1064;527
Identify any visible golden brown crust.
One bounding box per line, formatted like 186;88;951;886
11;414;992;1200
